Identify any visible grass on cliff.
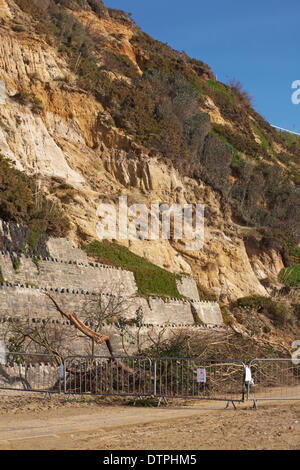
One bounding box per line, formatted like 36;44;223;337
250;123;270;151
279;263;300;287
287;238;300;259
277;238;300;287
207;79;235;104
86;240;183;298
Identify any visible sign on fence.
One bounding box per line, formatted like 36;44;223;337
0;341;5;365
1;353;299;407
154;358;246;403
248;359;300;404
245;367;253;385
59;365;64;379
197;368;206;383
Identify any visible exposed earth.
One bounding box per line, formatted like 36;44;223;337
0;391;299;450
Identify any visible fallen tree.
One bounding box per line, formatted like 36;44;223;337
45;292;135;374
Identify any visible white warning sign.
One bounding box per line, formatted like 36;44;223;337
59;365;64;378
197;368;206;383
0;340;6;365
245;366;254;385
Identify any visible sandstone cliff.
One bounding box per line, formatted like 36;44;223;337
0;0;298;303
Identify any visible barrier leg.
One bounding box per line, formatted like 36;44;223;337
225;400;237;410
133;395;142;406
44;392;52;400
157;397;168;407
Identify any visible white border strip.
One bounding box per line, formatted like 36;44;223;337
271;124;300;137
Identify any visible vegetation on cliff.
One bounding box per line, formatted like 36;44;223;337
279;264;300;287
5;0;299;291
0;155;70;236
233;296;292;328
86;240;183;298
13;0;299;249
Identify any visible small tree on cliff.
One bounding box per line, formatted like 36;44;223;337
2;283;134;364
4;315;77;365
80;284;133;357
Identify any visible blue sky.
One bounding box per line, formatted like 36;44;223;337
104;0;300;132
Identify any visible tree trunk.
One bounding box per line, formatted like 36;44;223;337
45;293;134;374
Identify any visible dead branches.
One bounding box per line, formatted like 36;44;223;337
45;293;134;374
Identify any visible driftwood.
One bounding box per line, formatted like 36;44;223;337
45;293;134;374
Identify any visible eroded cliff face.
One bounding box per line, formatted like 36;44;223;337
0;0;286;302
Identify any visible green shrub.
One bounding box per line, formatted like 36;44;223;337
197;284;217;302
143;331;192;359
199;132;232;196
207;79;235;104
22;230;42;270
220;306;234;326
279;263;300;287
87;0;107;16
14;0;48;18
11;255;21;272
234;296;289;327
228;79;253;106
26;230;41;252
0;155;70;237
287;238;300;259
212;123;265;159
293;303;300;317
231;148;245;169
108;8;135;26
279;130;300;154
250;123;270;151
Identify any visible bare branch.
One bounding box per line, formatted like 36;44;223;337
45;292;135;374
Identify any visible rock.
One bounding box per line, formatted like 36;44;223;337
0;4;287;303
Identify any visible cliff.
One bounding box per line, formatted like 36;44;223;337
0;0;299;303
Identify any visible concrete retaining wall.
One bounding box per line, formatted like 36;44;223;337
0;284;220;325
0;221;224;356
0;252;138;296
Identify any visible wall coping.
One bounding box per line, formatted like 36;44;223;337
0;315;226;329
0;250;134;275
0;282;219;307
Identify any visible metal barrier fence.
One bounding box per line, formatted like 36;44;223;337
154;358;247;404
0;352;62;394
64;356;153;397
248;358;300;406
1;353;300;407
